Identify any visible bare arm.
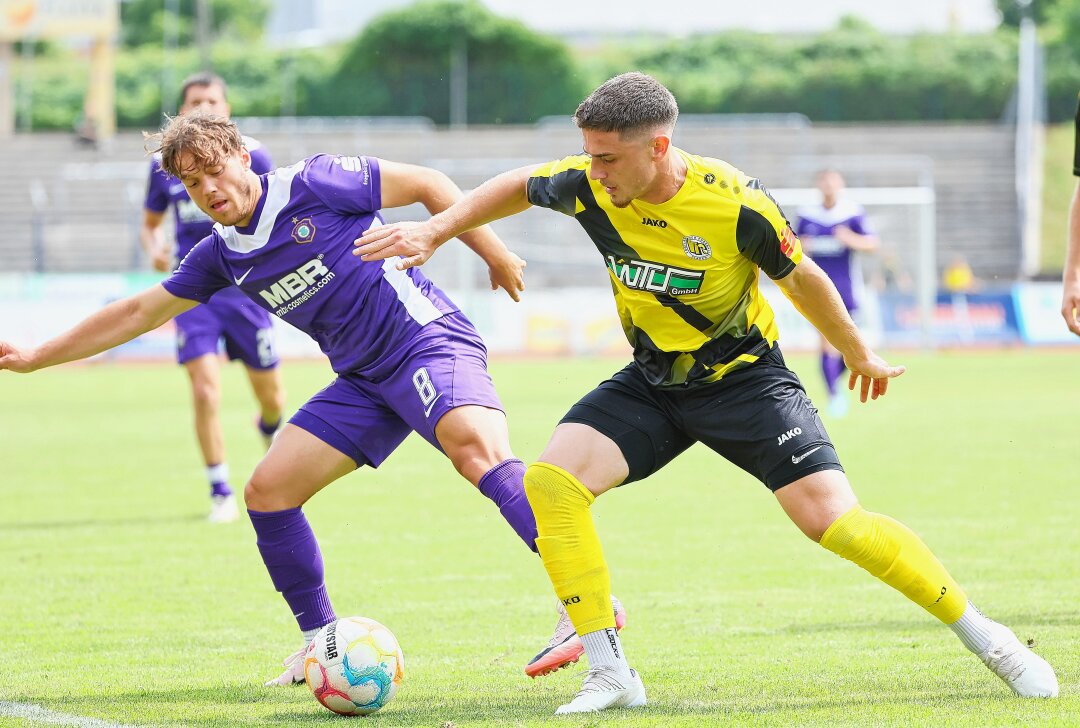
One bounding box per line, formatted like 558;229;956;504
354;165;537;269
0;285;196;373
833;224;880;253
775;257;905;401
371;160;529;300
1062;180;1080;336
139;210;173;273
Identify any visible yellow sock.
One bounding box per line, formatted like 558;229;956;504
819;505;967;624
524;462;615;634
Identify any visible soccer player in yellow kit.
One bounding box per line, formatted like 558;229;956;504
355;72;1059;714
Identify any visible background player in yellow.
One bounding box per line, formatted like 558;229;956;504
355;72;1059;714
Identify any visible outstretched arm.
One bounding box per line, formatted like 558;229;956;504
355;165;537;271
373;160;530;301
775;257;905;402
0;285;196;373
1062;180;1080;336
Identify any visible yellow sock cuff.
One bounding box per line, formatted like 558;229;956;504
524;462;613;634
526;462;595;509
820;505;967;624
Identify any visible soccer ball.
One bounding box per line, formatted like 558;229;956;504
304;617;404;715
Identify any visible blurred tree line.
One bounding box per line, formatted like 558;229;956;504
12;0;1080;131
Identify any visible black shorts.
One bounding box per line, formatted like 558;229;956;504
560;346;843;491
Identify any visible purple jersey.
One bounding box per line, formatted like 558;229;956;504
161;154;459;376
795;199;873;310
145;136;274;259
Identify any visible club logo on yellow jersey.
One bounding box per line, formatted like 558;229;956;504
606;255;703;296
682;235;712;261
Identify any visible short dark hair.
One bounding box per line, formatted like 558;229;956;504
179;72;228;106
145;111;243;178
573;72;679;137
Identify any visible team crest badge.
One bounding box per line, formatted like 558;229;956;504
291;217;316;244
682;235;711;260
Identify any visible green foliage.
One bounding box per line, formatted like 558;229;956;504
995;0;1061;26
628;24;1019;122
120;0;270;48
334;0;585;124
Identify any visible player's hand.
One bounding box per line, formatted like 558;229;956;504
1061;280;1080;336
151;244;172;273
487;252;526;302
353;222;437;271
0;341;37;373
844;350;905;403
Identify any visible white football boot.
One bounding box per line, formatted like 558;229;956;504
554;666;646;714
207;494;239;523
978;624;1059;697
525;595;627;678
264;646;307;686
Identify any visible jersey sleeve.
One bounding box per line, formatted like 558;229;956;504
734;176;803;279
160;235;231;303
300;154;382;215
144;157;170;213
846;207;874;236
248;142;274;175
794;207;813;237
526;156;589;216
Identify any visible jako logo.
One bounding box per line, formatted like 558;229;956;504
561;596;581;606
777;427;802;445
259;259;332;306
641;216;667;228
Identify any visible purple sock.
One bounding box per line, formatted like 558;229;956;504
822;353;846;395
478;459;538;552
249;507;337;632
210;481;232;497
258;416;282;437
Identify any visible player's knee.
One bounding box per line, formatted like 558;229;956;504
190;379;220;410
448;444;500;485
244;468;295;511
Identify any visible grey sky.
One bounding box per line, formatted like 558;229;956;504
270;0;1001;45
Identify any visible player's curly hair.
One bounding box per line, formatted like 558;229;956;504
573;72;679;138
144;111;243;179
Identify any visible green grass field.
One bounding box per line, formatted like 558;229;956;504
1;351;1077;727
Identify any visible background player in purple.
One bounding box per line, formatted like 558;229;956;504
0;111;617;688
141;73;286;523
795;169;879;417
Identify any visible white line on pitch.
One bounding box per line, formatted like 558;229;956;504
0;701;138;727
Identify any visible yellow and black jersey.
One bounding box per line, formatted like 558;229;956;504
527;148;803;387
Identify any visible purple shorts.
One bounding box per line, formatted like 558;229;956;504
290;313;503;468
175;287;279;369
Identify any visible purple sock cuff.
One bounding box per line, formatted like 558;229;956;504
478;458;525;502
258;416;282;436
477;459;537;553
210;481;232;498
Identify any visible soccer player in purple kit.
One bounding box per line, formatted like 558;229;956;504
0;111;624;686
141;72;285;523
795;169;879;418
